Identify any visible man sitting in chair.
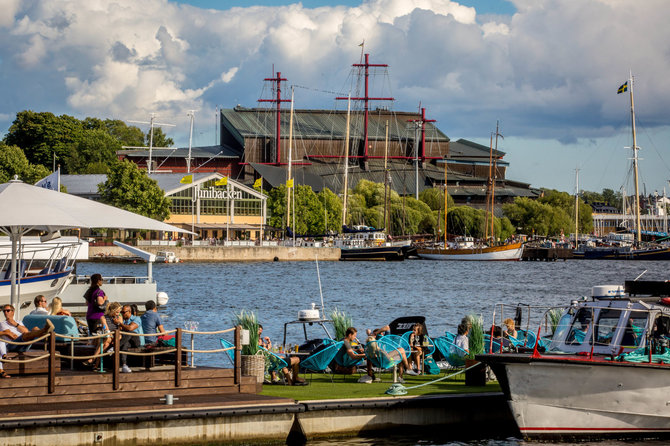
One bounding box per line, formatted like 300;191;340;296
334;327;366;375
364;327;417;382
0;304;54;353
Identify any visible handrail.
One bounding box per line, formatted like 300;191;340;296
4;325;244;395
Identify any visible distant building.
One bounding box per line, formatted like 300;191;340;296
61;173;268;241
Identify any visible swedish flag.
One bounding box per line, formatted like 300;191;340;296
215;176;228;186
286;179;294;188
253;178;262;188
179;174;193;184
617;82;628;94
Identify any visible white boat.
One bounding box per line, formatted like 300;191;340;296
479;281;670;440
58;241;169;313
0;237;85;310
417;237;523;261
155;250;180;263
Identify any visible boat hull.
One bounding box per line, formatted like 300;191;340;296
573;246;670;260
339;245;405;261
0;269;74;309
59;276;163;313
417;242;523;261
481;354;670;440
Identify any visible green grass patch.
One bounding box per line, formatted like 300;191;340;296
260;371;500;400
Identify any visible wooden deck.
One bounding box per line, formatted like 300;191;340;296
0;367;293;420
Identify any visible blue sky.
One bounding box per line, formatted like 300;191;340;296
1;0;669;195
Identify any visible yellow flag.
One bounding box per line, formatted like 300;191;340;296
215;176;228;186
286;179;294;188
179;174;193;184
253;178;262;188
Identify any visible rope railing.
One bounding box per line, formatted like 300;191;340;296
0;324;244;394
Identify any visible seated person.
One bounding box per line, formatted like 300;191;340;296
455;322;470;353
49;296;71;316
334;327;367;375
363;330;417;380
258;325;304;385
29;295;49;315
0;304;54;353
490;325;516;351
141;300;165;345
503;318;518;339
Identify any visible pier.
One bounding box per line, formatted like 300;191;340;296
521;246;573;261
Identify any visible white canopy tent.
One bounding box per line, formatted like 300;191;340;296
0;179;190;311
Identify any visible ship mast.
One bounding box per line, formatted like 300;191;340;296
341;95;351;229
628;72;642;245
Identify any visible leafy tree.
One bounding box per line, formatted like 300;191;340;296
98;160;170;220
0;143;51;184
66;128;121;174
419;187;454;211
267;185;288;230
147;127;174;147
4;111;84;171
317;188;343;233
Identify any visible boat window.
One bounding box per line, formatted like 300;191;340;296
620;312;647;348
594;309;621;346
547;312;571;352
566;308;592;345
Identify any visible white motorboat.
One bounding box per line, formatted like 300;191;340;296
0;237;86;310
479;281;670;440
59;241;169;313
155;250;180;263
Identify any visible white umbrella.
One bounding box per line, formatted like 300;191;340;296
0;179;190;309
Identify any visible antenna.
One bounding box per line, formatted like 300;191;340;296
187;110;197;173
127;113;175;173
315;255;325;319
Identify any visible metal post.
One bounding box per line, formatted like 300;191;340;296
113;329;120;390
234;325;241;386
175;328;182;387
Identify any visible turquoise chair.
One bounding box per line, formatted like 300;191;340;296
219;338;235;365
301;341;342;381
365;336;403;376
259;346;288;377
22;314;79;342
433;336;467;368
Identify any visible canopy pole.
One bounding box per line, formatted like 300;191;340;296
10;227;19;314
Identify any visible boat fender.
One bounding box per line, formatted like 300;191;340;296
660;297;670;306
156;291;169;306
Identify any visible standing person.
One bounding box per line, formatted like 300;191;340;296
29;295;49;315
141;300;164;345
408;323;424;374
83;274;108;335
49;297;71;316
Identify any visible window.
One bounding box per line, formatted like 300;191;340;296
566;308;592;346
594;309;621;346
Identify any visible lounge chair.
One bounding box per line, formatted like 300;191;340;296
300;341;342;382
364;336;404;381
433;336;467;368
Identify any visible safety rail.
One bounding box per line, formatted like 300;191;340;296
0;326;243;393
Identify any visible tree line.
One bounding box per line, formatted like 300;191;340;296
2;110;600;238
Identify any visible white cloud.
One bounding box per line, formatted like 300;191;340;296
2;0;670;192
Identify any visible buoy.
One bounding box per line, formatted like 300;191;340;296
156;291;169;306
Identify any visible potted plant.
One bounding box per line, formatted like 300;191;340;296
465;314;486;386
329;308;352;341
232;310;265;384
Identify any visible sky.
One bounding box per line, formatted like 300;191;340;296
1;0;670;196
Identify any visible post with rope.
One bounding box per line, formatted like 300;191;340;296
234;325;241;386
175;328;183;387
113;329;121;390
48;331;56;394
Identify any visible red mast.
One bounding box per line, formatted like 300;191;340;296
258;72;291;165
408;107;437;163
336;54;394;161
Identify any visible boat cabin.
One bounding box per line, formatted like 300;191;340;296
547;282;670;356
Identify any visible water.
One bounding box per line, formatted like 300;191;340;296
75;259;669;368
74;259;669;445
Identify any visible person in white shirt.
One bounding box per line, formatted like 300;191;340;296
0;304;54;353
455;322;470;353
29;295;49;315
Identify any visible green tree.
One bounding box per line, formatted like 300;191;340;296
267;185;288;230
317;188;343;233
66;128;122;174
4;111;84;171
419;187;454;211
0;143;50;184
98;160;170;220
147;127;174;147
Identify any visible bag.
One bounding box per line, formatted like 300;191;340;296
95;299;108;313
423;355;440;375
158;334;176;347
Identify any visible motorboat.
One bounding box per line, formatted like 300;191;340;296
0;237;86;310
334;226;410;261
478;281;670;440
155;250;180;263
59;241;169;313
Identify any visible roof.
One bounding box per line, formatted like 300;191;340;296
222;107;450;142
449;138;505;159
118;145;241;159
61;174;107;197
249;163;325;192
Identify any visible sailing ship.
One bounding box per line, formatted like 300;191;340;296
417;122;524;261
573;74;670;260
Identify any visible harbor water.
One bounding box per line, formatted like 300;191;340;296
74;259;670;369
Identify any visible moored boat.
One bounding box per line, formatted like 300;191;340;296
417;237;523;261
478;281;670;440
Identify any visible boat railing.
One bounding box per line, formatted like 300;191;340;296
0;325;245;392
70;275;152;285
0;241;81;278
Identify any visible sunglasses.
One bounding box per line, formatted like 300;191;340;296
3;309;13;312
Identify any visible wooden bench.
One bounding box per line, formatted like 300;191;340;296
2;351;61;375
